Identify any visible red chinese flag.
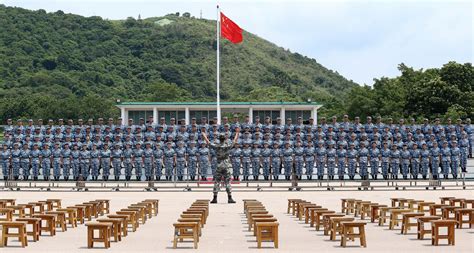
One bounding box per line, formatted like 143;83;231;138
220;12;243;44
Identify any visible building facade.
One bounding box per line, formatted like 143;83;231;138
116;101;323;125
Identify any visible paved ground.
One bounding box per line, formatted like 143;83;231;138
1;190;473;252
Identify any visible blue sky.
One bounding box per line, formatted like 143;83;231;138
1;0;472;85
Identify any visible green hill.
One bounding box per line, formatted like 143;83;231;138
0;5;357;120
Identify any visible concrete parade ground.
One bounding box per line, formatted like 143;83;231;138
0;189;473;253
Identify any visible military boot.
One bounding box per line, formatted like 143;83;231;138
227;193;236;204
211;193;218;204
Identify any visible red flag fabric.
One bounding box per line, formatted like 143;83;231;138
220;12;243;44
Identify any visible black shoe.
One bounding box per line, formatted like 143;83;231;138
211;194;218;204
115;176;120;181
264;176;268;180
285;176;290;180
253;176;258;181
228;194;236;204
339;176;344;180
33;176;38;181
191;176;195;181
3;176;7;180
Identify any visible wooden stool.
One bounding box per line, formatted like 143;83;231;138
308;208;328;227
455;208;474;228
354;201;371;217
390;198;404;207
143;199;159;215
253;218;277;235
287;199;302;214
314;210;335;230
330;217;354;240
57;208;77;228
75;204;92;221
97;218;122;242
439;197;454;205
133;203;153;219
38;201;53;211
116;211;138;232
10;205;26;218
0;199;16;206
408;200;424;212
398;199;413;208
417;216;441;239
84;202;99;218
188;206;208;219
23;204;35;217
429;204;448;216
45;211;67;232
401;212;424;234
431;220;456;246
441;206;460;220
417;202;435;214
301;203;320;222
0;208;13;221
462;199;474;208
107;215;129;237
177;218;202;236
346;199;360;214
340;222;367;247
96;199;110;214
341;198;354;214
370;204;387;223
255;222;279;249
361;202;378;220
249;214;273;231
86;222;112;248
0;201;5;209
389;209;411;229
293;200;308;216
16;218;41;242
28;202;45;214
323;214;345;235
449;198;465;207
173;222;199;249
46;199;62;209
125;207;147;224
32;214;56;236
378;207;399;226
184;210;207;224
0;221;28;247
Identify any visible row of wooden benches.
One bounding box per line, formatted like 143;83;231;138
85;199;159;248
288;199;367;247
172;199;209;249
243;199;279;248
0;198;110;247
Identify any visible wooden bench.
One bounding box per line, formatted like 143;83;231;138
178;218;202;236
308;208;328;227
97;218;122;242
28;202;45;214
69;206;84;224
340;222;367;247
417;216;441;240
0;208;13;222
360;202;378;220
378;207;399;226
23;204;35;217
10;205;26;218
408;200;424;212
32;214;56;236
255;222;279;248
248;214;273;231
173;222;199;249
86;222;112;248
431;220;456;246
455;208;474;228
253;218;277;236
75;204;92;221
401;212;424;234
346;199;360;214
287;199;302;214
330;217;354;240
354;201;371;217
125;206;147;224
15;218;41;242
441;206;460;220
132;203;153;219
84;202;99;218
0;221;28;247
143;199;159;215
301;203;320;222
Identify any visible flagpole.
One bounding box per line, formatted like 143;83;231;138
216;5;221;125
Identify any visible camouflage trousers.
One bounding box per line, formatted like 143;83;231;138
213;161;232;195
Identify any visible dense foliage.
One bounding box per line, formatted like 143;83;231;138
0;5;356;120
0;5;471;122
344;62;473;121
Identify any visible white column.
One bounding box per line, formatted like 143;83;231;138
280;107;285;125
153;107;158;124
312;107;318;125
120;107;126;124
248;107;253;123
185;107;190;125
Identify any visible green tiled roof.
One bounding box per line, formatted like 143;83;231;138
117;101;322;106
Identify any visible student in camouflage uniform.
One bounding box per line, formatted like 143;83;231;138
450;141;460;179
175;141;186;181
230;142;242;180
410;143;420;179
326;142;336;180
202;128;240;204
420;143;430;179
123;143;134;181
283;142;294;180
20;143;31;180
90;143;100;181
390;144;401;179
304;141;316;180
101;144;112;181
316;142;327;180
336;143;347;180
40;144;51;181
251;142;262;180
369;141;380;179
186;141;198;181
164;142;176;181
293;141;304;180
1;144;11;180
112;143;123;181
346;143;357;180
241;143;252;181
71;144;81;181
153;143;163;181
261;142;272;180
30;143;41;180
440;142;451;179
80;144;91;180
430;141;441;180
52;143;62;181
133;143;144;181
